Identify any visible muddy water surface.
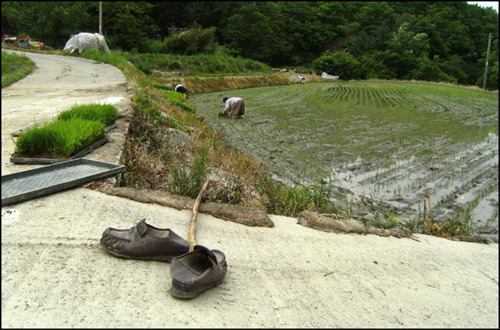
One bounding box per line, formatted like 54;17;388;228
191;82;498;241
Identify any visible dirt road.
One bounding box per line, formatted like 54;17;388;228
1;50;498;328
1;49;132;175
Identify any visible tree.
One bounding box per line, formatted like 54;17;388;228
388;22;430;79
410;54;458;83
438;54;469;85
163;25;217;55
1;1;498;88
1;1;95;47
488;59;499;90
104;2;159;51
150;2;237;40
476;38;499;90
312;51;361;80
274;1;338;65
359;50;397;80
221;4;293;66
348;1;396;55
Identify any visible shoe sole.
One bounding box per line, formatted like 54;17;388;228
101;244;175;262
169;279;224;299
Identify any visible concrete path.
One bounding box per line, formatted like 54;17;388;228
1;49;498;328
1;49;130;175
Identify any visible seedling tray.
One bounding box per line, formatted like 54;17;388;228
10;136;110;165
1;158;125;206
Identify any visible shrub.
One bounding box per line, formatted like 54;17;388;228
171;147;211;198
163;26;217;55
312;51;361;80
145;39;165;53
359;51;396;80
408;55;458;84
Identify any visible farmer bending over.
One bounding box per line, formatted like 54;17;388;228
222;97;245;118
174;83;188;100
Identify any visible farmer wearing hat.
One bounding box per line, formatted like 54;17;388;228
174;83;188;100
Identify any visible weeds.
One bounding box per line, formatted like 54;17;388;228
365;212;400;229
212;180;243;204
171;147;212;198
132;89;169;126
255;173;344;217
404;189;476;237
1;50;35;88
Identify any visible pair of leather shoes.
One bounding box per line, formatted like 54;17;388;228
170;245;227;299
100;219;227;299
100;219;189;262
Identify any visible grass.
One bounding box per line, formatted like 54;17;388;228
162;90;195;112
151;82;173;91
124;52;273;76
405;192;476;237
1;50;35;88
255;174;345;216
58;104;119;127
170;146;212;198
14;118;105;158
132;88;176;128
157;74;292;94
79;49;150;86
2;48;125;160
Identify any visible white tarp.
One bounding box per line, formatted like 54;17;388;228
63;32;110;54
321;72;339;80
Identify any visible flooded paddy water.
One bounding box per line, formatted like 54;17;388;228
191;81;498;241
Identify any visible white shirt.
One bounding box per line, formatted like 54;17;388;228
224;97;243;112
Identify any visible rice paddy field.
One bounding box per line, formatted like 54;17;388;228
190;81;499;241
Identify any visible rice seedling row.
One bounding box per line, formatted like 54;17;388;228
191;81;498;239
13;104;119;159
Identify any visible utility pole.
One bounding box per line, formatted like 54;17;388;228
482;33;492;90
99;1;103;35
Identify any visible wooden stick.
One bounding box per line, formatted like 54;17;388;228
188;178;210;251
423;198;427;222
428;192;433;220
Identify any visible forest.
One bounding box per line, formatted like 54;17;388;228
1;1;498;89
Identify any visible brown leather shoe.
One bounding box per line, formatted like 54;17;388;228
169;245;227;299
100;219;189;262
